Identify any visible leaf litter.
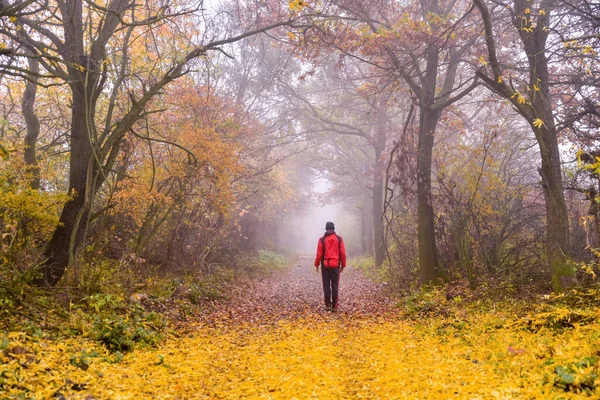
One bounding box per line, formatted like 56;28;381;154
1;260;599;399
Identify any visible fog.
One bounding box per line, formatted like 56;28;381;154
278;178;359;257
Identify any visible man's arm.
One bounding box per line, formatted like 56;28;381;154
314;238;323;270
340;237;347;269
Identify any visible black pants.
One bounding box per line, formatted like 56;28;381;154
321;267;341;308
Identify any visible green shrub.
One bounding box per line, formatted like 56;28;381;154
352;256;390;283
258;250;288;272
68;293;167;353
188;277;226;304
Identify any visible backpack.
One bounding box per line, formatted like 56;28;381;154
320;234;342;268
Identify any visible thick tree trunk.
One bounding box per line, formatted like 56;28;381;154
36;0;113;286
22;55;40;189
536;115;572;291
39;85;93;286
417;107;442;285
517;0;572;291
417;33;443;285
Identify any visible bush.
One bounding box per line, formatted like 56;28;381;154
352;256;390;283
188;275;227;304
68;293;167;353
258;250;289;272
0;148;70;272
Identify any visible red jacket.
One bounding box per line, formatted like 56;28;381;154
314;231;347;268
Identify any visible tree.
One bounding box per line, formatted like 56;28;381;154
0;0;305;286
281;61;400;267
293;0;480;282
473;0;577;291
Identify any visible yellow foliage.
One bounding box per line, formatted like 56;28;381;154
532;118;545;129
289;0;309;12
511;92;526;104
2;305;599;399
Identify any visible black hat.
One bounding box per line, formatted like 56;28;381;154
325;221;335;231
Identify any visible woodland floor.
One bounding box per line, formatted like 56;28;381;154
2;258;599;399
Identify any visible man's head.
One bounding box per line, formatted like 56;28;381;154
325;221;335;231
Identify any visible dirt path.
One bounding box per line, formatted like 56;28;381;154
206;257;395;325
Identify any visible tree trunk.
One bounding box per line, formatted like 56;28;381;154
372;102;387;268
516;0;572;291
39;84;93;286
372;158;385;267
590;189;600;251
417;107;442;285
22;55;40;190
416;32;443;284
363;162;374;255
537;117;572;291
360;203;367;254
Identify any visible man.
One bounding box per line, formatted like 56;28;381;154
314;221;347;312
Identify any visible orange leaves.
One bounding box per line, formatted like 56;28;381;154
107;78;267;259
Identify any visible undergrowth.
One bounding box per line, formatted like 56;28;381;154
0;250;291;355
1;285;599;399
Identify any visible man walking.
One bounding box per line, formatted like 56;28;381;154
314;221;347;312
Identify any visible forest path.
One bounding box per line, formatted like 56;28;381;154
4;261;597;399
205;256;394;325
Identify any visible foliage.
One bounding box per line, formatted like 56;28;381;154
0;145;70;270
67;293;167;353
351;256;389;284
258;250;290;273
1;290;599;398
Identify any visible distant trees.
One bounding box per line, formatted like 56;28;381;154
286;0;480;282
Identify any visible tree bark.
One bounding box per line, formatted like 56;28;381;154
536;106;572;292
416;25;443;285
39;84;94;286
363;161;374;255
372;101;387;268
372;151;385;267
417;106;442;284
518;0;572;291
22;55;40;190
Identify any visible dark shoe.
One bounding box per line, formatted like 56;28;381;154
325;304;332;312
331;307;338;312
